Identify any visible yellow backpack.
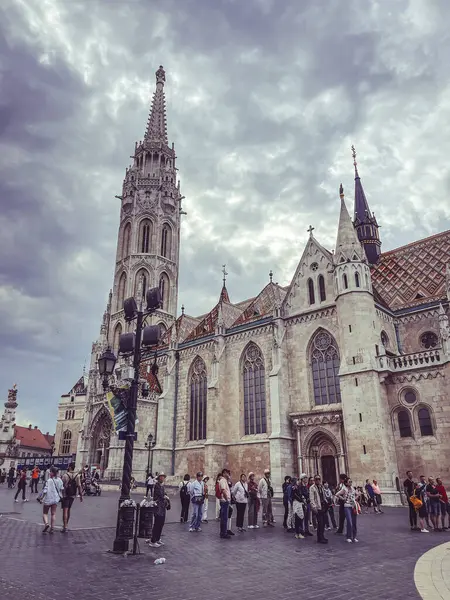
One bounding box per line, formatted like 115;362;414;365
410;494;423;510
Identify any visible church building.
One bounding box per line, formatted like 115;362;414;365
72;66;450;503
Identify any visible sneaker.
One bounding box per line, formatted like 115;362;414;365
268;522;275;527
60;528;67;534
23;499;29;502
240;528;246;532
180;518;184;523
220;534;231;539
353;538;359;543
157;540;164;545
421;528;429;533
346;538;352;543
189;528;195;532
196;528;202;532
42;525;49;534
248;525;254;529
202;519;208;523
14;500;18;503
227;530;235;536
254;525;260;529
325;526;331;531
147;542;161;547
49;528;54;534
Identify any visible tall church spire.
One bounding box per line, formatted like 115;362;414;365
335;184;363;261
145;66;168;144
351;145;381;264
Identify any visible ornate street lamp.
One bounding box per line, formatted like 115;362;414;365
145;433;156;477
98;346;118;390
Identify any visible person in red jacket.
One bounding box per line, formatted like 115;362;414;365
436;477;449;530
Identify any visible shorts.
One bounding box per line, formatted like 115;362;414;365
418;504;428;519
429;500;440;516
61;496;75;509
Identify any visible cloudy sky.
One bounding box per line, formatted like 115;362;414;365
1;0;450;432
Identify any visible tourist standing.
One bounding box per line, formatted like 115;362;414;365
323;482;337;529
146;472;155;497
202;476;210;523
232;473;248;532
291;478;305;539
7;466;15;489
335;473;347;534
299;474;313;536
61;461;82;533
14;468;28;502
404;471;418;531
309;475;329;544
365;479;379;513
335;477;359;543
412;482;429;533
214;473;222;521
30;466;40;493
179;473;190;523
247;472;260;529
258;469;275;527
147;473;168;547
189;471;205;532
41;466;63;534
418;475;432;529
426;476;441;531
372;479;383;513
218;469;231;539
282;476;291;529
436;477;449;530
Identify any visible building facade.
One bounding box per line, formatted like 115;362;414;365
71;66;450;502
53;374;87;457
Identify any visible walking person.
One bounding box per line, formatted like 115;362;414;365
14;468;28;502
232;473;248;532
372;479;383;513
146;472;155;497
218;468;231;539
30;466;40;494
365;479;380;513
335;477;360;543
202;476;210;523
404;471;418;531
61;462;82;533
189;471;205;532
7;466;15;489
179;473;190;523
335;473;347;534
258;469;275;527
147;473;169;547
436;477;449;530
309;475;329;544
40;466;63;534
282;476;291;529
247;472;260;529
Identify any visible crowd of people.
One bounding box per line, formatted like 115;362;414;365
403;471;450;533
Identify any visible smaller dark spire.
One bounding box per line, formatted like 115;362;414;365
269;270;273;283
181;304;185;316
339;183;344;197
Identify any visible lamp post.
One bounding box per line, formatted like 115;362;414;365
98;286;162;554
145;433;156;477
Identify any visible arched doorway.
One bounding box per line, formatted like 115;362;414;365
304;429;340;488
89;409;113;473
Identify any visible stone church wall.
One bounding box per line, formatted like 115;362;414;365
396;309;440;354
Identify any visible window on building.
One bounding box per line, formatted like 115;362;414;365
242;343;267;435
139;219;152;253
158;322;167;340
159;273;170;312
135;269;149;299
189;357;207;441
397;410;412;438
310;329;341;405
420;332;438;350
61;430;72;454
122;223;131;258
318;275;326;302
355;272;360;287
418;407;433;436
113;322;122;356
307;278;315;305
404;389;417;405
117;273;127;311
160;225;171;258
343;274;348;289
381;331;389;348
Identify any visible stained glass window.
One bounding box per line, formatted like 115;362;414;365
397;410;412;438
189;357;207;441
318;275;326;302
242;343;267;435
418;407;433;436
310;330;341;405
308;278;315;305
420;332;438;349
139;219;152;253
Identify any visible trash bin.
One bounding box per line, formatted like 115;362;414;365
118;505;136;540
138;504;154;538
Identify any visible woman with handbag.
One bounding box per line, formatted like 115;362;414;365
247;472;260;529
232;473;249;532
40;466;63;534
335;477;360;543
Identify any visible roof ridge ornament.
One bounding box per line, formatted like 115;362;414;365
351;144;359;178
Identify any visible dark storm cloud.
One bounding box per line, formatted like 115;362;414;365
1;0;450;429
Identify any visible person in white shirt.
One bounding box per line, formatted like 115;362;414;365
258;469;275;527
41;466;63;534
232;474;249;532
146;473;155;497
188;472;205;532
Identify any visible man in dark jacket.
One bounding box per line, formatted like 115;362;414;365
282;476;292;529
147;473;168;548
336;473;347;534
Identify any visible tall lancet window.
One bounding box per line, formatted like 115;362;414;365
307;278;315;305
61;430;72;455
135;269;149;299
117;273;127;311
139;219;152;253
160;225;171;258
318;275;326;302
189;357;207;441
122;223;131;258
242;343;267;435
113;323;122;355
310;329;341;405
159;273;170;312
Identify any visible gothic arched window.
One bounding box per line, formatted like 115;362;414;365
418;407;433;436
397;410;412;438
113;322;122;355
307;278;315;305
122;223;131;258
158;322;167;340
189;357;207;441
160;225;171;258
159;273;170;312
117;273;127;311
135;269;149;299
242;343;267;435
139;219;152;253
310;329;341;405
318;275;326;302
61;430;72;454
343;274;348;289
355;272;360;288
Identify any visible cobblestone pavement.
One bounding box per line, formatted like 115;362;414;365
414;541;450;599
0;486;449;600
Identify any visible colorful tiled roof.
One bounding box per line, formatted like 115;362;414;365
232;282;287;327
140;363;163;394
371;230;450;310
184;300;243;342
14;425;52;451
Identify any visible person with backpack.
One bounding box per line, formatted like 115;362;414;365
61;462;83;533
179;473;191;523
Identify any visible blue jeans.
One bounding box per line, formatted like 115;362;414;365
190;501;203;530
344;506;357;540
220;501;229;537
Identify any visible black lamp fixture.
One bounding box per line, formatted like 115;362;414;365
98;346;117;390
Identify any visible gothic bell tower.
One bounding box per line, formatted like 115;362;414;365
109;66;184;352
